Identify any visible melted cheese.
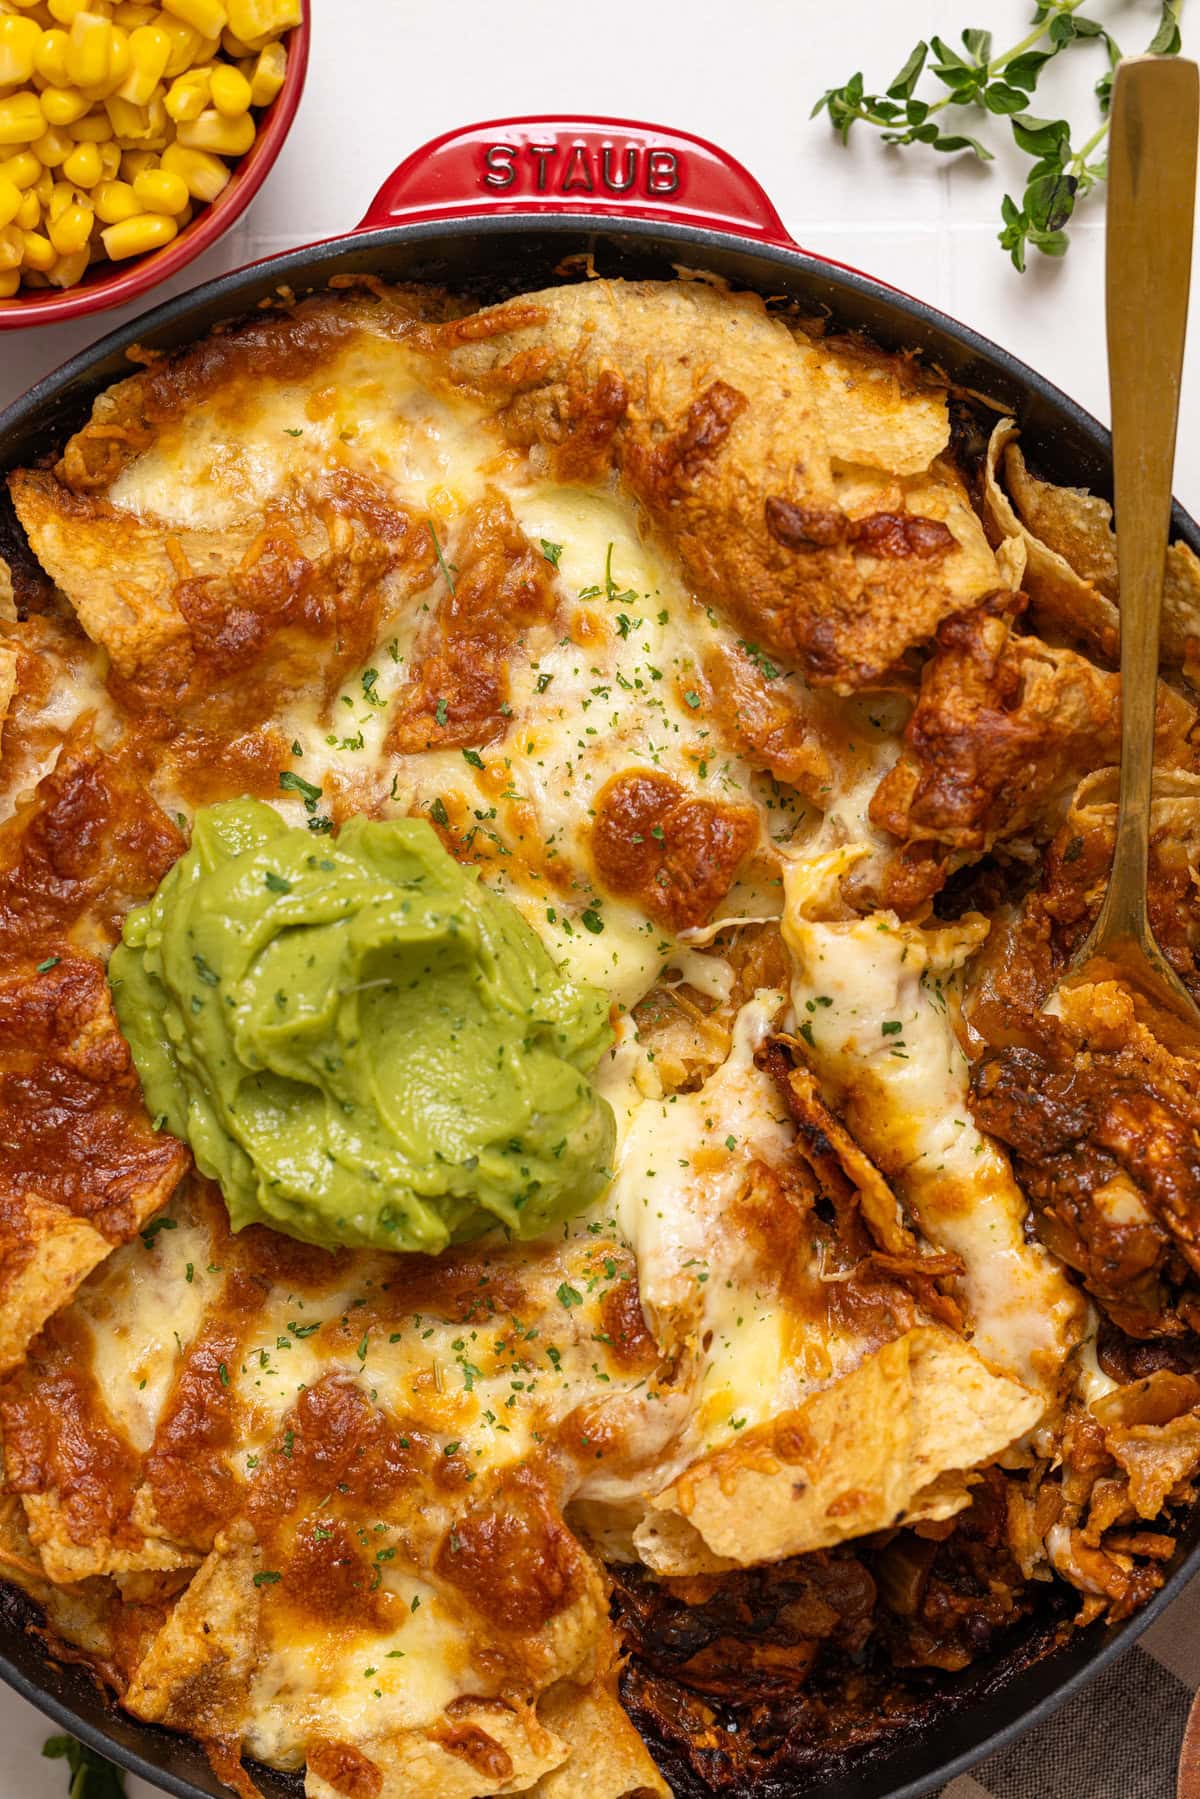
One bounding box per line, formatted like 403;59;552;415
782;848;1085;1400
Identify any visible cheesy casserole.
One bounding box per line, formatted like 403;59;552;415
3;275;1200;1797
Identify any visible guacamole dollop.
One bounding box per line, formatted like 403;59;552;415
110;799;615;1254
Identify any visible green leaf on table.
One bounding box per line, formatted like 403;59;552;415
42;1737;127;1799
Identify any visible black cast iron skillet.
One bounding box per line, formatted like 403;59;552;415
0;115;1196;1799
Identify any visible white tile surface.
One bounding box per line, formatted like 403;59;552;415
0;2;1198;1795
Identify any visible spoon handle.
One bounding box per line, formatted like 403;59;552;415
1093;54;1198;953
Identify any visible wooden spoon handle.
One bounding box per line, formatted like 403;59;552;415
1093;55;1198;953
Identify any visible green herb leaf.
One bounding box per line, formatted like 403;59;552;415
279;768;323;812
814;5;1184;268
540;539;563;567
42;1735;127;1799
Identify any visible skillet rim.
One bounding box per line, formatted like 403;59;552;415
1;209;1198;1799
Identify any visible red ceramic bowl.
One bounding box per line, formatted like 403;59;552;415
0;4;309;331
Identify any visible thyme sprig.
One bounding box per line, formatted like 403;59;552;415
813;1;1183;269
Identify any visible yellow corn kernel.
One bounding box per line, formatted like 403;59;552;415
61;137;102;184
104;89;148;134
225;0;297;41
15;186;38;226
33;165;51;202
100;204;173;255
96;21;131;90
131;160;184;211
247;38;282;105
22;228;55;268
0;14;42;85
117;143;152;177
175;103;250;154
161;0;224;36
156;15;197;74
209;59;248;115
48;177;74;220
0;91;45;143
69;106;112;138
1;149;41;187
0;176;20;226
219;23;252;54
97;136;119;175
65;11;112;85
47;193;91;250
161;136;225;198
0;221;24;267
93;171;134;218
33;25;69;80
31;123;71;163
163;63;208;118
112;0;155;23
46;0;100;25
0;267;19;296
40;86;90;127
47;242;89;282
115;19;167;99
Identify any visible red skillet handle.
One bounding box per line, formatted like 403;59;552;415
358;115;798;247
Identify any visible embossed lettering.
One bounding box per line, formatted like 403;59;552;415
529;144;557;192
562;144;595;193
483;144;516;189
601;146;636;192
646;149;680;194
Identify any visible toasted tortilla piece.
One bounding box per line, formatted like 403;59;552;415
1004;435;1200;679
10;466;434;728
531;1643;672;1799
417;280;1004;690
792;330;951;475
0;724;184;955
0;951;188;1378
8;472;238;676
870;600;1197;854
636;1327;1040;1572
981;420;1119;662
0;639;16;758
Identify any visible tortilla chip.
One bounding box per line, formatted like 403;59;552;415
532;1643;672;1799
125;1528;262;1733
311;1706;567;1799
638;1327;1041;1570
797;336;950;475
0;556;14;623
1005;438;1200;679
981;420;1118;661
8;470;256;677
0;952;189;1375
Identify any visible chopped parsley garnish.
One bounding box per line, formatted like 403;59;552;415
140;1216;177;1248
540;539;563;567
279;769;323;813
253;1570;282;1586
462;749;484;769
427;519;457;593
684;690;702;709
35;955;60;974
881;1020;903;1035
739;640;780;680
557;1282;583;1309
192;952;219;986
435;697;449;727
580;908;604;935
430;797;450;827
264;870;292;894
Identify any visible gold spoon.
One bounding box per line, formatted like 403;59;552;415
1052;54;1200;1037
